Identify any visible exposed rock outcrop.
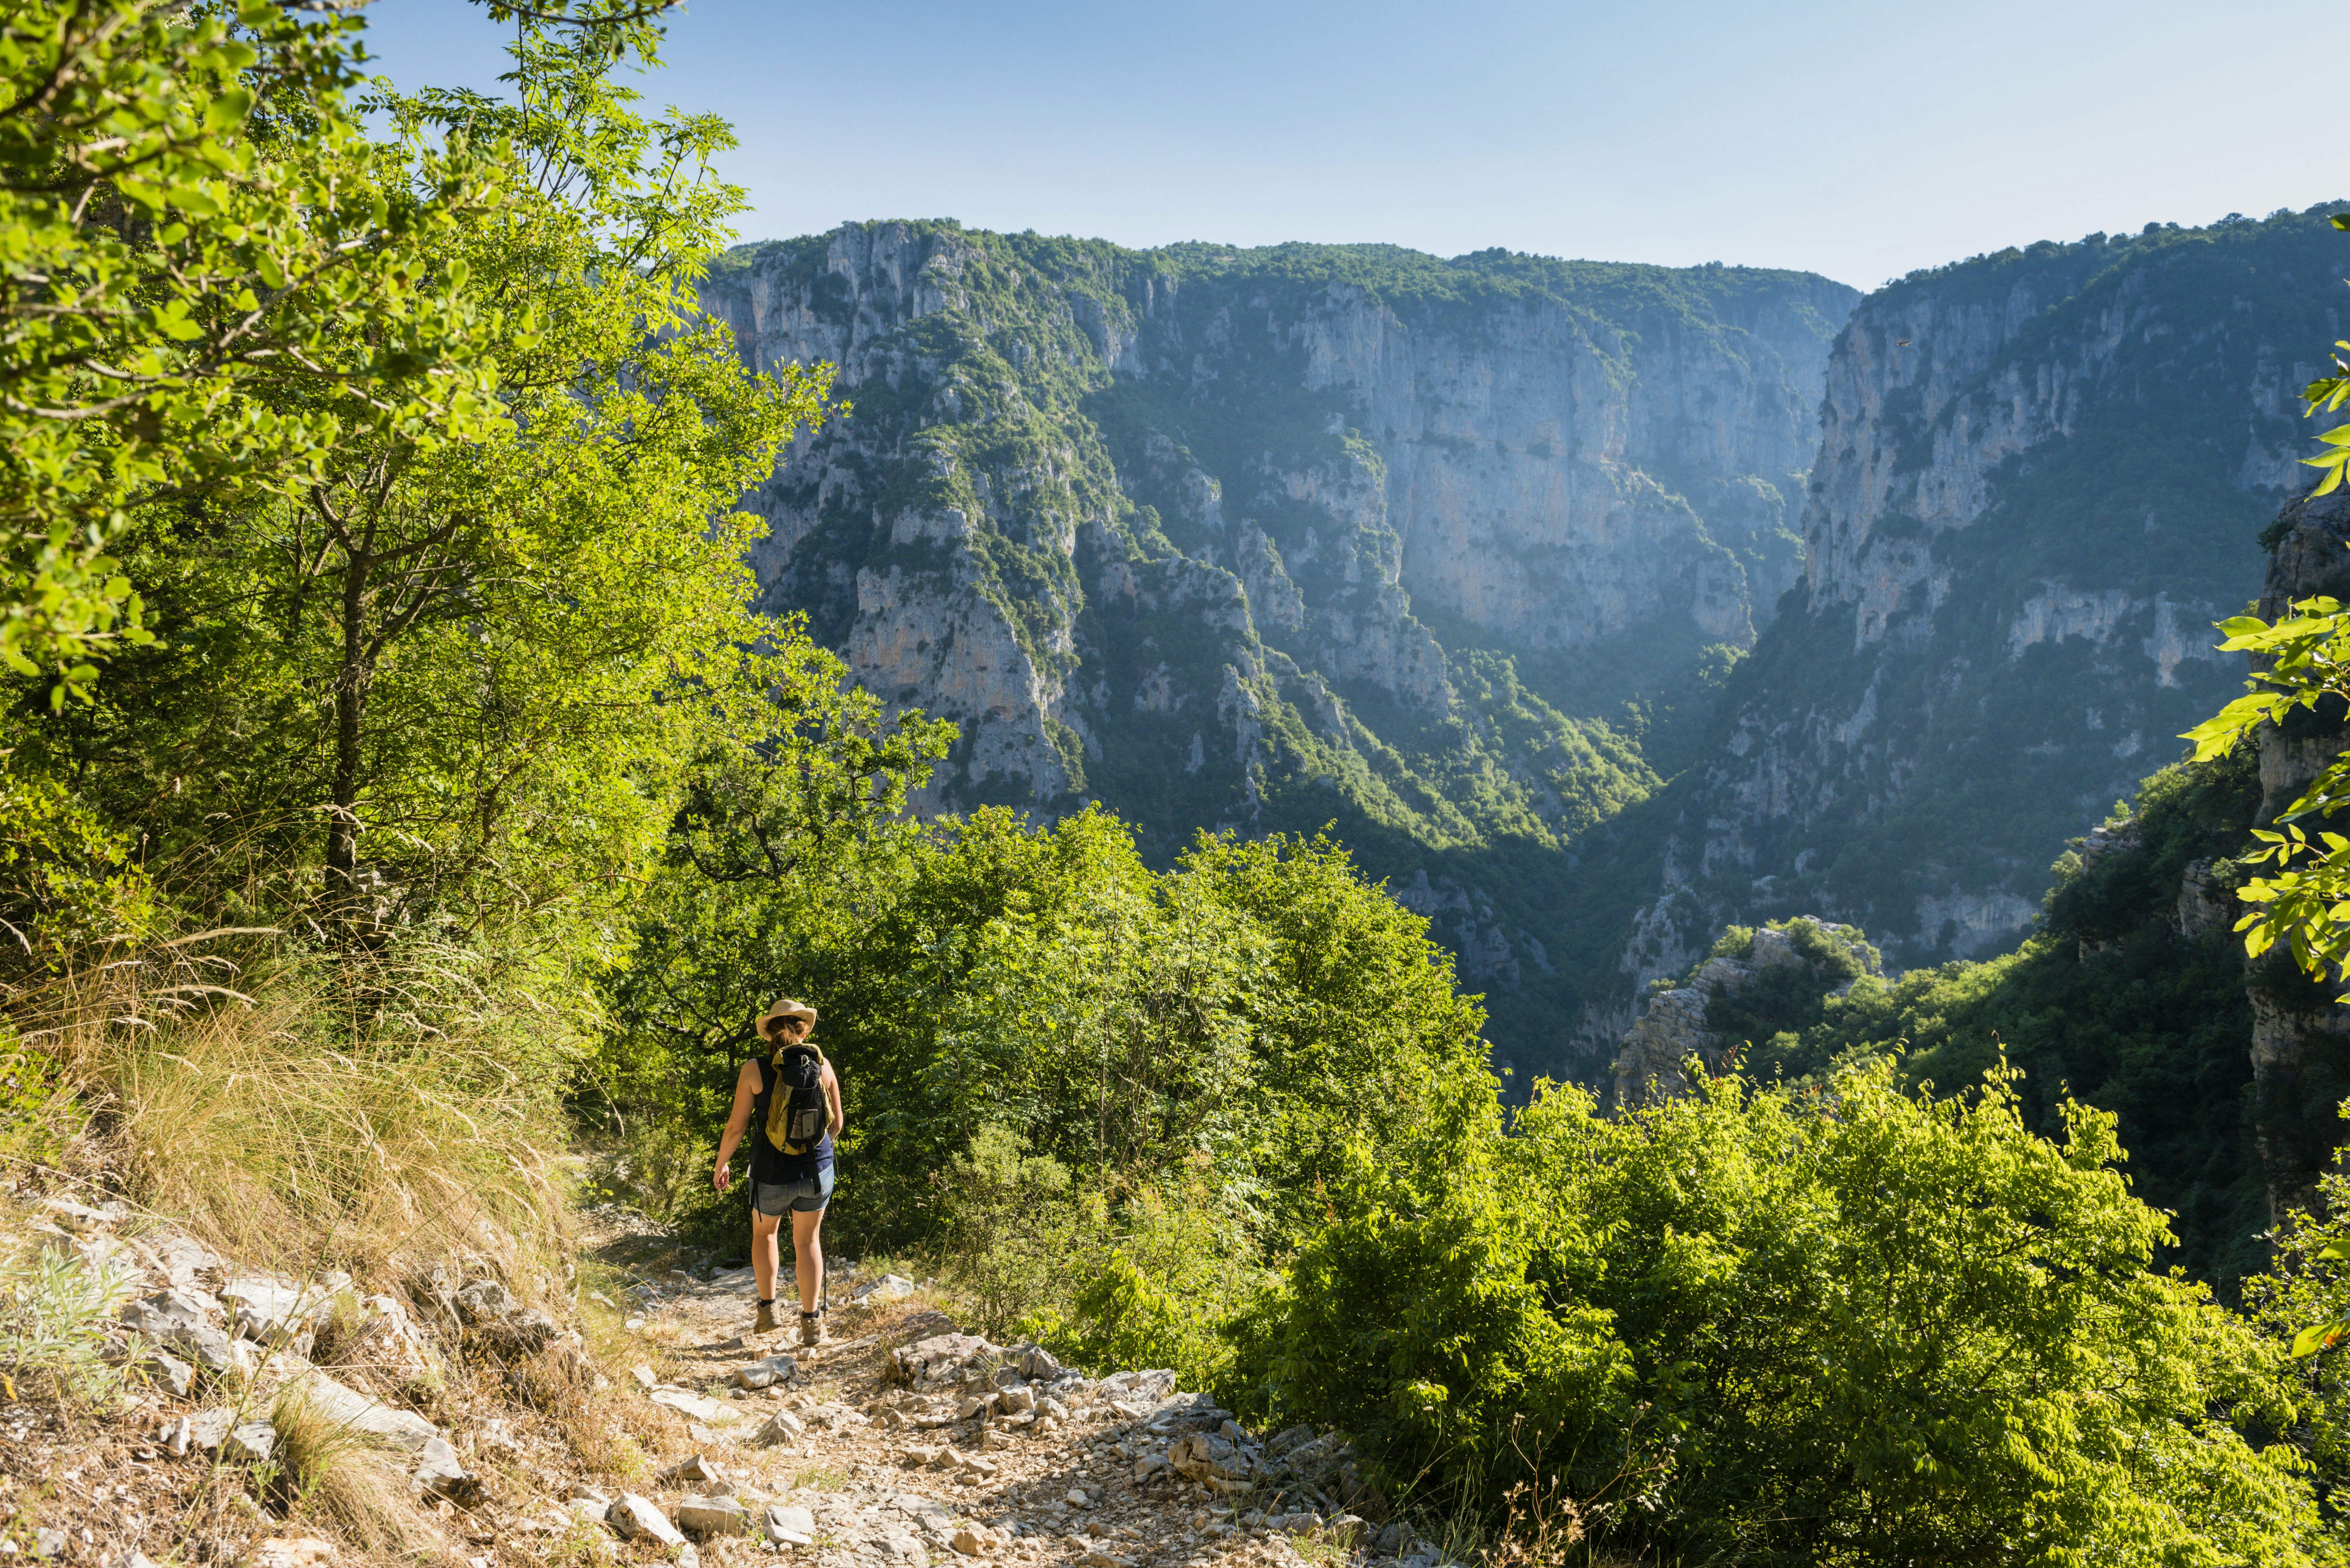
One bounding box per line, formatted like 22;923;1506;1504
2244;485;2350;1219
1613;917;1881;1105
1586;206;2350;1064
700;224;1856;1062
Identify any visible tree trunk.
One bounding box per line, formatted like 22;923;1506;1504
325;551;370;939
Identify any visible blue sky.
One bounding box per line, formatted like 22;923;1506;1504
355;0;2346;289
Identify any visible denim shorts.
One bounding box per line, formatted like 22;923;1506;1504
751;1165;833;1216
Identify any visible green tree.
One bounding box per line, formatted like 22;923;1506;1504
0;0;519;702
13;19;833;981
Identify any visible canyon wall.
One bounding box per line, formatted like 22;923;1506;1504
1588;207;2350;1059
699;225;1857;1068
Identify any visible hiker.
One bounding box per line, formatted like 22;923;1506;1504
712;996;844;1345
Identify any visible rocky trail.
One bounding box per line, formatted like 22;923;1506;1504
0;1197;1445;1568
593;1260;1427;1568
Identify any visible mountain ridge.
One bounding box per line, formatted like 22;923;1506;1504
698;221;1858;1071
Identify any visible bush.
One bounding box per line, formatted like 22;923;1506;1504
1259;1060;2323;1566
0;1240;129;1408
934;1127;1087;1340
1038;1168;1267;1397
927;1127;1270;1392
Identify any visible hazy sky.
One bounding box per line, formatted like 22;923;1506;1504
355;0;2346;290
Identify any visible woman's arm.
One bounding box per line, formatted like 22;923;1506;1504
712;1059;760;1192
823;1063;844;1138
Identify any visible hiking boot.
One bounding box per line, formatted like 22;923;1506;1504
754;1300;779;1335
799;1309;828;1348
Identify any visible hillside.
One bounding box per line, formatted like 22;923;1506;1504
697;228;1857;1072
1584;205;2350;1060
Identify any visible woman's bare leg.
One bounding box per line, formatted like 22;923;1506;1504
751;1208;783;1301
791;1207;825;1315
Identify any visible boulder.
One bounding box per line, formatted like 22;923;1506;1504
1098;1369;1176;1401
1151;1391;1233;1432
853;1274;917;1305
1374;1522;1414;1556
136;1348;195;1399
1326;1515;1369;1549
660;1454;726;1487
1265;1425;1315;1457
890;1333;994;1382
756;1409;806;1444
607;1493;687;1548
221;1421;276;1464
120;1289;211;1339
39;1196;118;1232
148;1234;224;1291
452;1279;514;1324
736;1353;796;1390
222;1276;323;1342
649;1387;727;1423
282;1372;439;1454
676;1495;747;1537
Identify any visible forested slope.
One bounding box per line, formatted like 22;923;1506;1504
1588;206;2350;1064
699;227;1856;1073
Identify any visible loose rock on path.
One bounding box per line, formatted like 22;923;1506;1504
610;1267;1436;1568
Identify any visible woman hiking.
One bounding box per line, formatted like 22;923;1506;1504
713;996;844;1345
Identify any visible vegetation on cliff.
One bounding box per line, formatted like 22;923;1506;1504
703;219;1848;1076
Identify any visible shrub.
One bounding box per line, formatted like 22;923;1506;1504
1037;1170;1268;1396
0;1240;127;1407
933;1127;1088;1340
1261;1061;2323;1566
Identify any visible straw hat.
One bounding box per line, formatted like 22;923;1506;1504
758;996;818;1039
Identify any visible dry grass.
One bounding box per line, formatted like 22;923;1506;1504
270;1379;441;1557
13;943;567;1297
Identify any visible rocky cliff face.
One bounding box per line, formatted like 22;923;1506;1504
699;225;1857;1067
1613;916;1881;1106
2244;486;2350;1220
1587;206;2350;1061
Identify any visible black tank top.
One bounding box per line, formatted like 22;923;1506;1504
749;1056;833;1185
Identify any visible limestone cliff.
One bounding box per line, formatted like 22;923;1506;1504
699;224;1857;1066
1587;206;2350;1061
1612;916;1881;1106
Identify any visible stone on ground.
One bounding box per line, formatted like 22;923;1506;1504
606;1493;688;1547
676;1495;747;1536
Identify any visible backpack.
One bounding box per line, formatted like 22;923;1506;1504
762;1043;828;1156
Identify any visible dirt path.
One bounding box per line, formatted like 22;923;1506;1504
613;1263;1384;1568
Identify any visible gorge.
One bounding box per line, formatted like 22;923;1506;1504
700;206;2350;1119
